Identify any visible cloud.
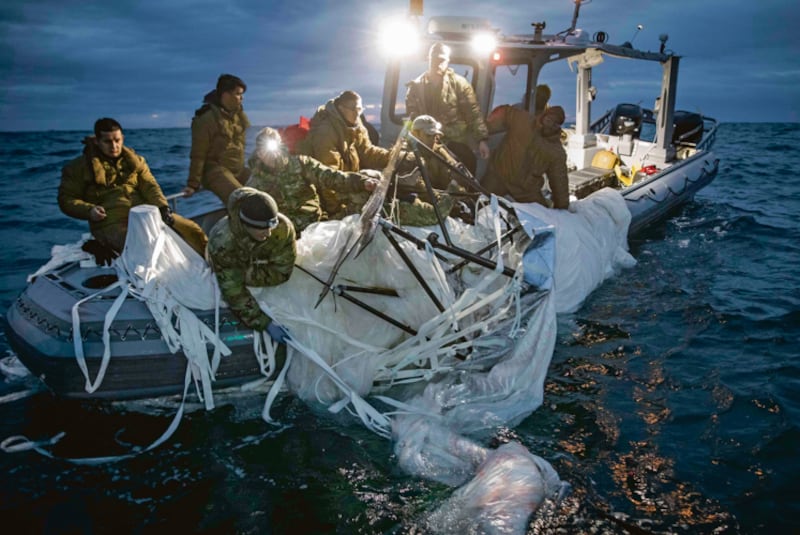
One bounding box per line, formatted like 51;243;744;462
0;0;797;131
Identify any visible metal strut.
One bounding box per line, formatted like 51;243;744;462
446;225;523;275
380;224;445;312
380;219;518;279
295;264;416;335
408;138;453;247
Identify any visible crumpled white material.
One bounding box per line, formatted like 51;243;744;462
47;189;633;532
27;233;93;282
515;187;636;313
424;441;568;535
115;205;230;409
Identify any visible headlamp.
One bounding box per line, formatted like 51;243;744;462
265;137;281;153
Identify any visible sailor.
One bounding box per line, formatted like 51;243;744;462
182;74;251;204
58;117;208;264
251;127;444;228
401;115;464;219
207;187;296;343
405;42;490;174
296;90;412;175
408;115;460;190
483;106;570;209
481;84;551;196
249;126;379;225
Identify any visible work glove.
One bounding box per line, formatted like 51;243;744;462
360;169;383;180
266;321;290;344
159;205;175;227
81;239;119;266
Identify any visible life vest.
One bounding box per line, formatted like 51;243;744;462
281;117;310;154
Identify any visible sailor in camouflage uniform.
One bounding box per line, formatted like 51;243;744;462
248;127;448;229
405;42;490;172
207;187;296;340
182;74;251;204
247;127;370;227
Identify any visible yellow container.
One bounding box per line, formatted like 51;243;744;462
591;150;619;169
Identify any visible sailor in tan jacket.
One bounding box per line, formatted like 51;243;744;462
59;118;208;262
483;106;570;209
182;74;251;204
296;90;396;173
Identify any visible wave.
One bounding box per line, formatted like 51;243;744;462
21;163;64;176
46;149;79;157
0;148;35;157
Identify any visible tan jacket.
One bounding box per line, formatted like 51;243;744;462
511;129;570;209
187;101;250;190
296;99;390;172
59;140;168;249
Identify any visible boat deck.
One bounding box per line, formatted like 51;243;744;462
568;166;617;199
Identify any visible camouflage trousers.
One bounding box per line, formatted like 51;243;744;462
386;193;455;227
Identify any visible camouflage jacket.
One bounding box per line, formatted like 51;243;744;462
59;140;168;250
248;153;374;223
405;138;466;192
246;154;323;234
207;188;297;331
405;69;489;147
295;99;391;172
187;101;250;190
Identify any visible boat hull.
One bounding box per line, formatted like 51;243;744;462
624;151;719;236
5;262;267;400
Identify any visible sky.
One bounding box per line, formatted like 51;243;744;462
1;0;798;132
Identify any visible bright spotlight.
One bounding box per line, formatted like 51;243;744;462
470;32;497;55
378;18;421;59
265;138;281;153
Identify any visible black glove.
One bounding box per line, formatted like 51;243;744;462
81;239;119;266
398;192;418;204
159;205;175;227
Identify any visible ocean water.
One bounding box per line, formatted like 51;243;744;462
0;123;798;533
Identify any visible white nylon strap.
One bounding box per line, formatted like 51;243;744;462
0;364;194;464
70;280;128;393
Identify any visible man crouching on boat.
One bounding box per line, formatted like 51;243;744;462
58;117;208;264
207;187;296;343
481;106;570;210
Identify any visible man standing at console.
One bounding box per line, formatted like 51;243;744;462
405;42;490;174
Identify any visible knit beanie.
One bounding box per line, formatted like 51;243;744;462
239;193;279;229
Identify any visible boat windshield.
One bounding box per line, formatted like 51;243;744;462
491;61;531;112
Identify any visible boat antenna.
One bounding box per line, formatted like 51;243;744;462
621;23;643;48
560;0;592;38
630;24;643;43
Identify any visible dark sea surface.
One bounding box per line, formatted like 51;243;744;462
0;123;798;534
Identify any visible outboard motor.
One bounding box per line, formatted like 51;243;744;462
672;110;704;146
610;103;643;138
610;103;643;156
